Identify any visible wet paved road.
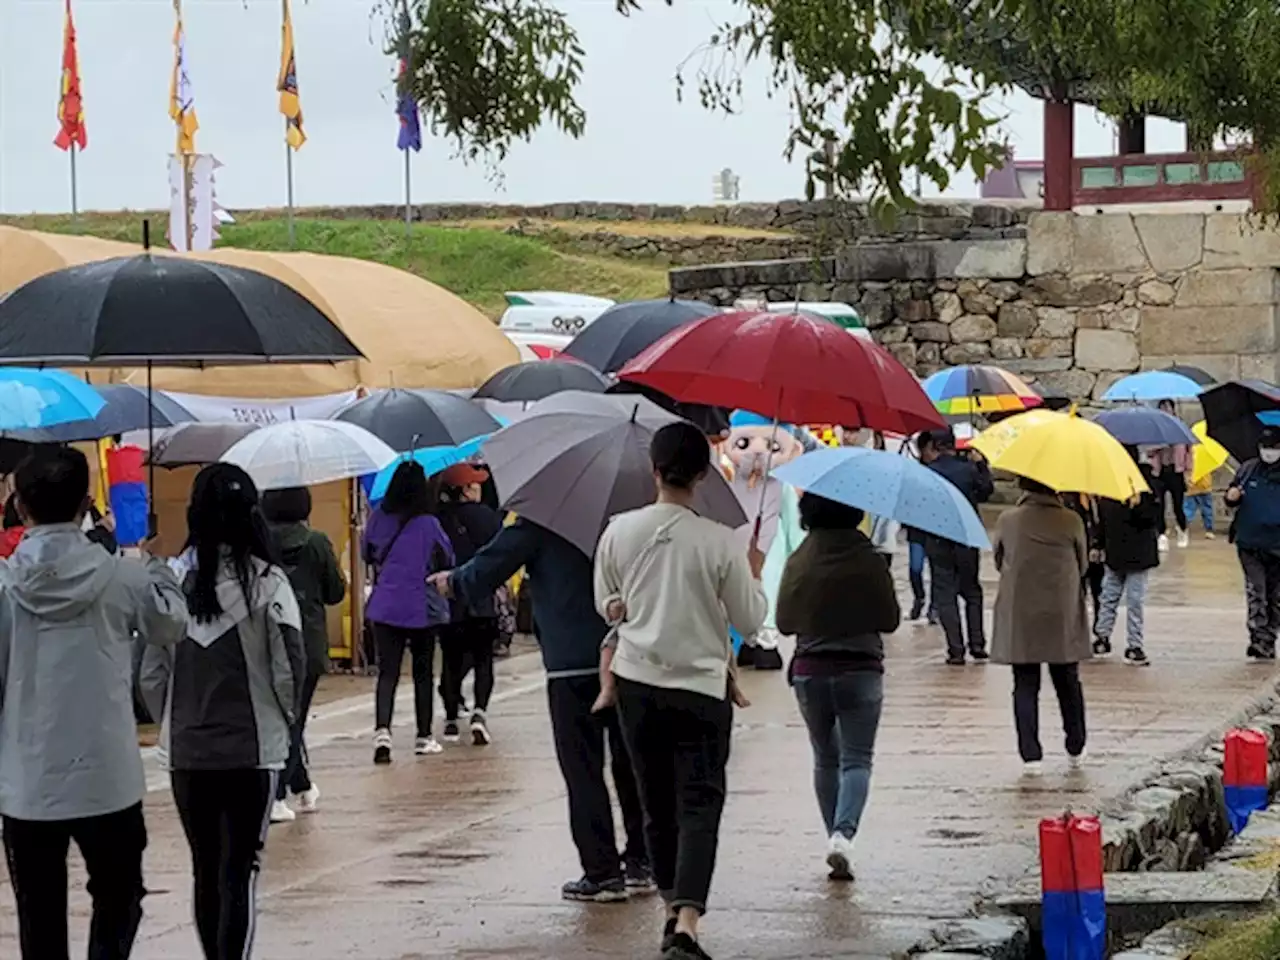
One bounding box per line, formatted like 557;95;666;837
7;538;1278;959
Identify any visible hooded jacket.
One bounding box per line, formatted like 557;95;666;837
1097;469;1162;574
141;556;304;772
0;524;186;821
271;522;346;670
437;500;502;620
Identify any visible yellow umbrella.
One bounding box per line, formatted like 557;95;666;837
971;409;1150;501
1191;420;1230;483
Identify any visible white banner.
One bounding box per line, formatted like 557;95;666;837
167;154;220;252
164;390;359;426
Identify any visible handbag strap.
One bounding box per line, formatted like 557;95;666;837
370;518;410;585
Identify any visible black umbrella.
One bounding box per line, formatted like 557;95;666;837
1164;364;1217;387
147;422;261;468
473;360;610;403
1202;380;1280;461
6;385;195;444
561;298;719;373
606;381;731;438
0;254;362;367
334;389;499;454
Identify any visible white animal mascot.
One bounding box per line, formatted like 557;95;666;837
723;410;808;670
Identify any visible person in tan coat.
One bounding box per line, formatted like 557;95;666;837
992;477;1092;776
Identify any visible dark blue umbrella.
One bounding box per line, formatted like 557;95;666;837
561;298;719;373
6;384;194;443
1094;408;1199;447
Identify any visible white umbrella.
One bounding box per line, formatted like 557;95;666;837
220;420;397;490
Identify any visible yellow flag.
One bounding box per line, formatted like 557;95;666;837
277;0;305;149
168;1;199;154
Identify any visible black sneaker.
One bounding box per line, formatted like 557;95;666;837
561;876;628;903
625;859;657;895
664;931;713;960
945;655;966;666
1093;637;1112;656
1124;647;1150;667
661;918;679;952
442;721;461;744
927;610;939;625
1248;644;1277;661
969;649;990;663
470;711;492;746
909;599;924;621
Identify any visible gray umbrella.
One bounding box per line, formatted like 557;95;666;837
148;422;261;467
481;391;747;556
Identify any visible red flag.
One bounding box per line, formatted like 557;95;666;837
54;0;87;151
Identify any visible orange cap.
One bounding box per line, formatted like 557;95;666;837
440;463;489;487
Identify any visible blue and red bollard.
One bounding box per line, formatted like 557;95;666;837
1040;813;1105;960
1224;728;1269;834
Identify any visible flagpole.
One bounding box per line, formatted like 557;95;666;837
69;143;78;223
182;153;194;251
404;148;412;240
286;135;296;248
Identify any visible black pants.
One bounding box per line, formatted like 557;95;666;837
547;675;647;883
373;622;437;737
440;618;498;720
277;669;322;801
172;769;274;960
1155;468;1187;534
927;539;986;658
1085;562;1105;630
1240;548;1280;655
3;802;147;960
1012;664;1087;763
615;676;732;914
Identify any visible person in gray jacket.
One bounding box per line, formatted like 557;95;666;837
141;463;304;960
0;447;186;960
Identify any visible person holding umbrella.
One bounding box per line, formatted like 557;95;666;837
436;463;504;745
363;461;455;764
1226;425;1280;660
923;427;994;665
595;421;767;960
992;477;1091;776
1147;399;1192;551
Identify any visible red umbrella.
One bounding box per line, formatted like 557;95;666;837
618;310;943;434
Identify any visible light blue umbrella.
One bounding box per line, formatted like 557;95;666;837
367;434;490;501
1101;371;1203;402
772;446;990;550
0;368;105;430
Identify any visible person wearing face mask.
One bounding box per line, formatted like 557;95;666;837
1226;426;1280;660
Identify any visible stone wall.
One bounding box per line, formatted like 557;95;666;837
668;212;1280;401
298;199;1034;243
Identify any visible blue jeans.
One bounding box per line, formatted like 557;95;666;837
1094;568;1148;651
792;672;884;839
1185;492;1214;532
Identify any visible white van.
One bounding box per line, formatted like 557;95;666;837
497;291;616;346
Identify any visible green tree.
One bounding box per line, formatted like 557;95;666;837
385;0;1280;214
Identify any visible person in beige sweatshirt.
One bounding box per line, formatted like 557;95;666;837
594;421;766;960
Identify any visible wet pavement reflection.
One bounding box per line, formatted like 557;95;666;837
5;536;1275;959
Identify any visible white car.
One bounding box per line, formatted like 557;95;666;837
498;291;616;347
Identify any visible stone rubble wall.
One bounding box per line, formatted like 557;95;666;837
668;212;1280;398
310;198;1033;239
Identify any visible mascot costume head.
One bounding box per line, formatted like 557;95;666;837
722;411;809;669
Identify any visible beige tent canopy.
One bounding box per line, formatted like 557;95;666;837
0;228;519;395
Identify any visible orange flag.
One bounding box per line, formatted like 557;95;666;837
53;0;87;151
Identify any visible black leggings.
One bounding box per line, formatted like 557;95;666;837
1012;664;1087;763
440;618;497;720
277;670;321;801
372;623;437;737
1156;468;1187;534
172;769;274;960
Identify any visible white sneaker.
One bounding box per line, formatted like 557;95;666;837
825;833;855;881
1068;749;1087;771
414;736;444;756
1205;531;1217;541
269;800;296;824
373;727;393;765
295;784;320;813
1158;534;1170;552
1176;530;1189;549
1022;761;1044;778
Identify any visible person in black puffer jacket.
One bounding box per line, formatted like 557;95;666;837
436;463;504;746
261;487;346;822
1092;447;1161;666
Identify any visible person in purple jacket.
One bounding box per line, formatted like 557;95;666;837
362;461;454;764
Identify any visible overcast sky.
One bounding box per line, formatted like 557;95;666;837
0;0;1190;215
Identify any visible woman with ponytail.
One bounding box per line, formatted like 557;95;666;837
593;421;767;960
140;463;304;960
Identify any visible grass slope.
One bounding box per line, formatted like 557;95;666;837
3;213;670;319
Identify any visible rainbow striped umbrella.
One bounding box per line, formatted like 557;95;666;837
923;364;1042;416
